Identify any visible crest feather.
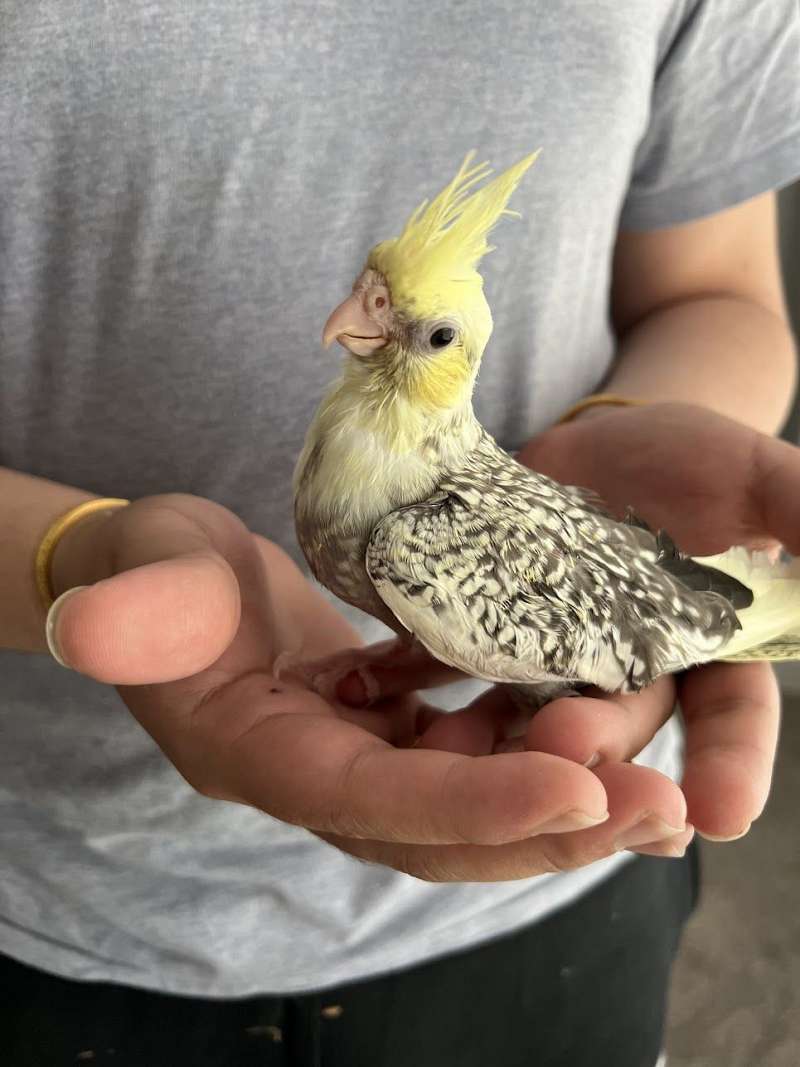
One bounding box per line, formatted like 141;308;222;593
369;150;539;316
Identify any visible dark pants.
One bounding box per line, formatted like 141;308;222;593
2;847;698;1067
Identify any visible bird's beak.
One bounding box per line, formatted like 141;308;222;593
322;293;388;357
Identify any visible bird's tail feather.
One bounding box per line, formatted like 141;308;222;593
694;548;800;661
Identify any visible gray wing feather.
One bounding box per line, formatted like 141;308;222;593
366;434;744;693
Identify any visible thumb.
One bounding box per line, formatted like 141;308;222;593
46;500;243;685
47;552;240;684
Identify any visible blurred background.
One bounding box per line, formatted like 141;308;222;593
666;182;800;1066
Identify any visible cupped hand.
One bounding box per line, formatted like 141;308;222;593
518;400;790;554
43;493;691;881
338;404;788;847
523;402;787;841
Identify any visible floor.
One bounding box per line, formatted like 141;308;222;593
666;680;800;1066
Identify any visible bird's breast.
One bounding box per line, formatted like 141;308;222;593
296;425;442;529
293;427;442;624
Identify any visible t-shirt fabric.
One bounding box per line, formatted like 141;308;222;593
0;0;798;996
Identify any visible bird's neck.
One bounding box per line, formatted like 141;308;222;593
294;372;481;530
340;361;479;447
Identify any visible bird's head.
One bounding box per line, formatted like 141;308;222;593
323;151;538;415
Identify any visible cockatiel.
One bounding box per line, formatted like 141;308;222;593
292;152;800;709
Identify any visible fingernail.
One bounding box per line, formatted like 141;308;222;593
537;809;610;834
631;826;695;859
333;668;379;707
698;824;751;843
634;840;688;859
45;586;89;669
615;814;686;851
583;752;601;769
659;835;691;858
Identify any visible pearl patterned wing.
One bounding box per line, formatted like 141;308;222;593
365;433;748;693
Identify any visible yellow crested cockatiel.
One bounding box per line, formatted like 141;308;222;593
291;153;800;708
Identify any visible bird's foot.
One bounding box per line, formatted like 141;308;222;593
274;637;416;704
507;682;583;714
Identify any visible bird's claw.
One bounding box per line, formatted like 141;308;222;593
274;642;402;704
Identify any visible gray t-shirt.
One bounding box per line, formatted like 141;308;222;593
1;1;798;997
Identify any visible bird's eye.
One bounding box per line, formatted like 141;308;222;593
429;326;456;349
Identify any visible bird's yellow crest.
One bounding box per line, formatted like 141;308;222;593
368;150;539;320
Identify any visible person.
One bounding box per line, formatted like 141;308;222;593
1;2;799;1064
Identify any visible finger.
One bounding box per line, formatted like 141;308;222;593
124;670;610;846
414;687;521;756
414;676;677;765
47;496;262;685
524;676;678;766
49;551;241;685
326;762;688;881
337;694;442;747
678;661;780;840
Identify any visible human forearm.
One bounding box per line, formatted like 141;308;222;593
0;467;96;652
597;296;797;435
